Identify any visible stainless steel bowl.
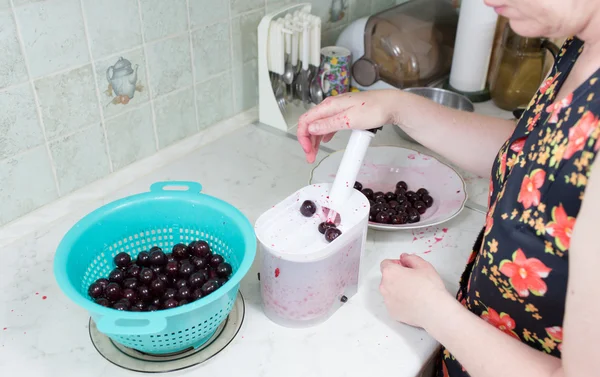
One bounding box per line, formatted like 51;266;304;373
394;87;474;143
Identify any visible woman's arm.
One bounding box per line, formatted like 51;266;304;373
382;161;600;377
298;89;516;177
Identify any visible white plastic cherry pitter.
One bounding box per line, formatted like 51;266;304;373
255;128;379;327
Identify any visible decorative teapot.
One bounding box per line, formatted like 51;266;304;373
106;57;138;99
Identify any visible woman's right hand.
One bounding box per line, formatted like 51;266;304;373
297;89;401;163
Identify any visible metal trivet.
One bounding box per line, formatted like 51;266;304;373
89;292;245;373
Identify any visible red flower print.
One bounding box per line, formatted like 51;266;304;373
563;111;599;159
517;169;546;209
499;249;552;297
484;215;493;235
481;308;519;339
499;150;508;178
546;204;576;251
546;93;573;123
539;75;557;94
488;180;494;207
526;113;542;131
546;326;563;351
510;137;527;153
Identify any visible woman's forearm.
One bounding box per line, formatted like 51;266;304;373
425;293;563;377
389;90;517;178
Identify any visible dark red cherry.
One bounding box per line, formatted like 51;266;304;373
109;268;125;284
151;297;161;307
191;288;203;300
126;264;141;278
189;240;211;258
407;208;420;223
209;254;224;268
396;181;408;191
134;300;145;311
176;287;191;300
396;201;409;211
150;279;166;297
406;191;419;203
318;221;336;234
386;210;397;218
388;200;400;209
149;250;167;266
88;282;104;299
369;199;375;206
201;280;219;295
370;203;383;216
417;188;429;197
137;285;152;301
379;204;390;213
354;181;363;191
122;288;138;303
123;277;139;290
190;256;208;270
216;263;233;278
300;200;317;217
384;192;396;201
147;304;159;312
114;252;131;269
423;194;434;208
375;196;387;204
95;278;109;290
163;288;177;301
369;214;376;222
113;301;129;311
139;268;155;285
175;279;188;290
157;273;169;284
166;253;176;263
150;265;163;275
375;212;391;224
361;188;374;199
395;187;407;196
136;251;150;267
105;283;122;302
178;262;194;278
172;243;189;259
178;299;189;306
397;194;407;204
414;201;427;214
373;191;385;201
324;227;342;242
95;297;110;307
390;215;405;225
165;261;179;277
163;299;178;309
189;271;208;288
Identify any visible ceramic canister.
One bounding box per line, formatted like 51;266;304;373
318;46;352;97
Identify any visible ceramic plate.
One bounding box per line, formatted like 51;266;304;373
309;146;468;231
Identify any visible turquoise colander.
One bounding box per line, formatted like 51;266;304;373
54;181;256;354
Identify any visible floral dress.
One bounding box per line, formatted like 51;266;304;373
437;37;600;376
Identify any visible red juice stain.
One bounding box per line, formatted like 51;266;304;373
442;228;448;233
42;296;47;300
456;190;461;193
361;102;365;106
412;237;417;242
35;292;39;295
275;268;280;278
434;237;443;244
424;250;431;254
2;328;6;331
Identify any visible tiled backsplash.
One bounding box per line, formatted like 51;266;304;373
0;0;400;226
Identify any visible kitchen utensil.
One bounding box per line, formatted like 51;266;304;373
300;20;311;108
282;30;294;85
53;181;256;354
337;0;458;91
489;22;558;111
319;46;352;97
393;87;474;143
309;74;324;104
310;146;467;231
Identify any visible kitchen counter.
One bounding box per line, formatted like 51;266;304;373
0;103;511;377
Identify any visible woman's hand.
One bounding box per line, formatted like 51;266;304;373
297;90;401;163
379;253;450;328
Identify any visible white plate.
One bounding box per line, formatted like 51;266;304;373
309;146;468;231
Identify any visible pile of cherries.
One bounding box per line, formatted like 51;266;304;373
355;181;434;225
299;200;343;243
87;240;233;312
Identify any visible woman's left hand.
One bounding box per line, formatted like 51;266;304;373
379;253;451;329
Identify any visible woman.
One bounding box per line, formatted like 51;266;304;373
297;1;600;376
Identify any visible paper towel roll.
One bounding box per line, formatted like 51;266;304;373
449;0;498;93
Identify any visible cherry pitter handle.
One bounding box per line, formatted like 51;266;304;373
149;181;203;194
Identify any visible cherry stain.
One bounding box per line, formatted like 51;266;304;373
42;296;47;300
275;268;280;278
361;102;365;106
2;328;7;331
442;228;448;233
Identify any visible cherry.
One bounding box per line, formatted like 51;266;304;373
373;191;385;201
176;287;191;301
114;252;131;269
201;280;219;295
163;299;178;309
354;181;363;191
406;191;419;203
217;278;228;287
109;269;125;284
95;278;109;289
134;300;145;311
216;263;233;278
139;268;155;285
397;194;407;204
149;246;162;253
163;288;177;301
123;277;139;290
150;279;166;297
300;200;317;217
189;240;211;259
175;279;188;290
369;199;375;207
127;264;141;278
398;212;409;224
384;192;396;201
165;261;179;277
88;282;104;299
414;201;427;214
157;273;169;285
189;271;208;288
172;243;189;259
136;251;150;267
375;196;387;204
407;208;420;223
151;297;161;307
178;299;189;306
396;181;408;191
386;210;397;218
396;201;409;211
369;214;376;222
209;254;225;268
318;222;336;234
376;212;391;224
130;306;142;312
147;305;159;312
150;265;163;275
178;262;195;278
395;187;407;196
361;188;374;199
190;256;208;270
370;203;383;216
166;253;177;263
417;188;429;197
123;288;138;303
325;227;342;242
113;301;129;311
388;200;400;209
105;283;122;302
137;285;152;301
390;214;406;225
95;298;110;307
191;288;203;300
423;194;434;208
149;250;167;266
379;204;390;213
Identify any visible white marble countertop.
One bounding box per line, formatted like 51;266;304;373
0;103;512;377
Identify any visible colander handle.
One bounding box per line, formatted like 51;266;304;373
150;181;203;194
96;315;168;336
